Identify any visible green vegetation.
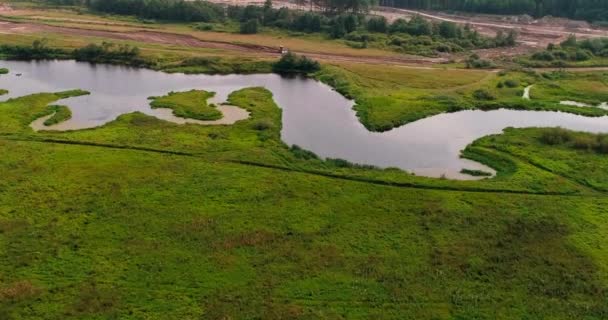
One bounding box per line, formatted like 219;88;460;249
468;127;608;191
272;53;321;74
0;38;67;60
0;90;8;96
42;105;72;126
0;39;144;66
521;36;608;67
528;71;608;106
1;85;608;318
380;0;608;24
40;0;516;57
73;41;144;66
162;57;272;75
239;18;259;34
149;90;222;121
315;64;608;131
0;68;8;75
460;168;493;177
539;127;608;154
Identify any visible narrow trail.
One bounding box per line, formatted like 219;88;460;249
1;135;602;197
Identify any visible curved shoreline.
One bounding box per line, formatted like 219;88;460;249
4;60;608;181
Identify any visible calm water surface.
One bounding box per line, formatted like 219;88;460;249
2;60;608;180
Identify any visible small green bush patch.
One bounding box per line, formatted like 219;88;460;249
150;90;222;121
43;105;72;126
460;168;493;177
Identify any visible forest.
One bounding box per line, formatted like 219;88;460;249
378;0;608;23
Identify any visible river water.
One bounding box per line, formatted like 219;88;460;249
1;60;608;180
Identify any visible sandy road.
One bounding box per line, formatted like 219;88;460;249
0;19;444;65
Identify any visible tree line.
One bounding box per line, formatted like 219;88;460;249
378;0;608;23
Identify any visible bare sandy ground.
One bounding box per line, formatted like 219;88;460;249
2;1;608;67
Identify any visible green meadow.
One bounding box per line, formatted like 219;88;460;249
0;78;608;318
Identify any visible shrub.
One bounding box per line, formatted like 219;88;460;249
473;89;496;101
272;52;320;74
572;135;596;150
366;16;387;33
532;51;555;61
73;42;143;65
290;145;319;160
540;128;573;145
504;79;519;88
460;169;492;177
466;55;496;69
597;135;608;154
240;19;259;34
251;119;273;131
573;49;591;61
195;23;213;31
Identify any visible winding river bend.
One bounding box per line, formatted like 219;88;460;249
2;60;608;180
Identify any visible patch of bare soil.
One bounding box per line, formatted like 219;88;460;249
0;3;12;13
0;19;443;65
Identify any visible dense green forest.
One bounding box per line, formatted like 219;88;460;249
378;0;608;23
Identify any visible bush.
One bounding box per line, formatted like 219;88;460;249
573;49;591;61
73;42;144;65
597;135;608;154
366;16;387;33
466;54;496;69
532;51;555;61
540;128;573;145
195;23;213;31
572;135;596;150
290;145;319;160
504;79;519;88
240;19;259;34
251;119;273;131
344;31;376;43
473;89;496;101
272;52;320;74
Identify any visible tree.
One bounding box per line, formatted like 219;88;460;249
367;16;387;33
240;19;259;34
272;52;320;74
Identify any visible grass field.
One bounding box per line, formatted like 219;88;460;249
1;3;608;318
1;86;608;318
316;65;608;131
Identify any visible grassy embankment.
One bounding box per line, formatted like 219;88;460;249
316;64;608;131
149;90;222;121
466;127;608;192
42;105;72;126
1;85;608;318
0;84;594;195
